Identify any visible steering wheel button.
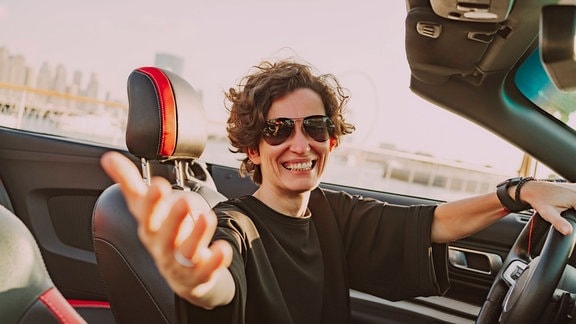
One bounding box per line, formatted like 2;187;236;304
502;260;528;286
511;267;524;280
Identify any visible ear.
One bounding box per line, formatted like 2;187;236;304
247;146;261;165
329;137;337;152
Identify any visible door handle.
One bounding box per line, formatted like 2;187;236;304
448;246;503;275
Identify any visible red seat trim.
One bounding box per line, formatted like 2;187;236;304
39;287;86;323
67;299;111;308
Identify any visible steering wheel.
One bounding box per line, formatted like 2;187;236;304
476;209;576;324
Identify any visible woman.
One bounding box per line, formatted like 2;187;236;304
101;60;576;323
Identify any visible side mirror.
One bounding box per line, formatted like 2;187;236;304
540;5;576;92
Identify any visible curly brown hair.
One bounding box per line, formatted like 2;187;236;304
225;60;355;184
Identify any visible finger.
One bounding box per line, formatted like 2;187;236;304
178;210;217;261
174;210;198;247
139;177;174;230
101;151;171;227
537;206;573;236
188;241;232;287
154;196;192;256
100;151;147;199
552;217;573;236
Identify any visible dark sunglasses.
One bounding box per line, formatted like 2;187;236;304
262;115;335;146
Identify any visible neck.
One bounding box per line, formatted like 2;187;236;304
253;188;311;218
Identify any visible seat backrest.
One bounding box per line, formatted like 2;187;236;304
92;67;226;324
0;205;86;323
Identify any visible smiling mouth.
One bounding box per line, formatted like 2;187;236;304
283;160;315;171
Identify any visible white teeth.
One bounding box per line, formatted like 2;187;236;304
284;161;313;171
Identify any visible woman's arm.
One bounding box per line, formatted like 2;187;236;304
432;179;575;243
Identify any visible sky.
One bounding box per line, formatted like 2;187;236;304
0;0;526;173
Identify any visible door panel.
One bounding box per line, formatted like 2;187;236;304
0;127;116;300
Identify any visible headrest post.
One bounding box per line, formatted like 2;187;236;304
141;158;151;185
174;160;192;191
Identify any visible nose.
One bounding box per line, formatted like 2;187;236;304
288;122;311;153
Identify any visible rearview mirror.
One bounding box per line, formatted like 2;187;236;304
540;4;576;91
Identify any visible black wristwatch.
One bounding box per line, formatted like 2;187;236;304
496;177;532;212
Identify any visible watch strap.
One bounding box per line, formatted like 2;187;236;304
496;177;532;212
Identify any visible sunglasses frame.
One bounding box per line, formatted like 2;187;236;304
262;115;335;146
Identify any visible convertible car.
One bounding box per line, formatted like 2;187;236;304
1;0;576;323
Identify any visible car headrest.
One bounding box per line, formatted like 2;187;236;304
126;67;207;161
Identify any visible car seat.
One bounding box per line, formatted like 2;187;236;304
92;67;226;323
0;205;86;323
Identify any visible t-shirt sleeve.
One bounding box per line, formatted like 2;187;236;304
324;189;450;301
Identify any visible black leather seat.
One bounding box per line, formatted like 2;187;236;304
92;67;226;324
0;205;86;323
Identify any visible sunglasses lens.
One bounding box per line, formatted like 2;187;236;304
303;116;333;142
262;119;294;145
262;116;334;146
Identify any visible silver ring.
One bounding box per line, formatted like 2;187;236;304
174;250;196;268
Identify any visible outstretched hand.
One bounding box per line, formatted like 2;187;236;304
100;151;234;308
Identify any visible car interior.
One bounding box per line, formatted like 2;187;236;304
1;1;576;323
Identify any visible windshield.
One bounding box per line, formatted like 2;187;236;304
515;48;576;126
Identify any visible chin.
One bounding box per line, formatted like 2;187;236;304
287;180;320;193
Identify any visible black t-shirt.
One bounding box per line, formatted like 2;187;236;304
182;187;449;323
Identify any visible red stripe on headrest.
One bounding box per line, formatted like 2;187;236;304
137;67;177;157
39;287;86;323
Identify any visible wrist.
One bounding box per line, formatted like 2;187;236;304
496;177;534;212
514;176;535;206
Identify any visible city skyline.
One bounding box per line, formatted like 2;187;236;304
1;45;202;106
0;45;191;104
1;45;111;103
